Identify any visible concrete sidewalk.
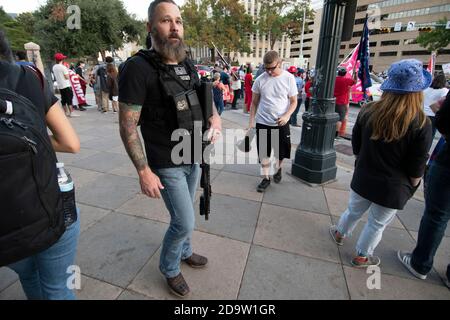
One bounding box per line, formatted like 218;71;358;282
1;95;449;300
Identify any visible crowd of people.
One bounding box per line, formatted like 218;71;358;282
1;0;449;300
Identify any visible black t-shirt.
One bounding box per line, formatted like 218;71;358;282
435;93;450;167
119;54;198;168
0;62;58;117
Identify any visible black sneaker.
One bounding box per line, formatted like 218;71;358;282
257;178;271;193
273;168;282;184
79;106;87;111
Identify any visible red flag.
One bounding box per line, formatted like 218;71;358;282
427;52;436;75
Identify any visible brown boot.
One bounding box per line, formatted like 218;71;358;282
182;253;208;268
167;273;190;298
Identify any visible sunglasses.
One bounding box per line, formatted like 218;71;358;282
264;63;279;72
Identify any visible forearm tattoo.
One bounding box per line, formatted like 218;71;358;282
119;102;147;171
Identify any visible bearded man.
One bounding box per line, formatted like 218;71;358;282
118;0;222;298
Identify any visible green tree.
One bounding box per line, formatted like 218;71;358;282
416;18;450;55
258;0;313;50
33;0;145;61
0;7;34;51
182;0;254;62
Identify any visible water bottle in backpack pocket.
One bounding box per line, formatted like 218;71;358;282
56;163;77;227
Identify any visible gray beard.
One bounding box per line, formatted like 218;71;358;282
152;31;186;63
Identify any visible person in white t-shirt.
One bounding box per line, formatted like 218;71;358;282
52;53;74;117
423;73;449;142
248;51;298;193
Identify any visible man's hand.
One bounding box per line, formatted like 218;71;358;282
277;114;290;126
208;114;222;144
138;167;165;199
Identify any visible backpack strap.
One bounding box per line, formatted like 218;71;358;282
26;66;45;90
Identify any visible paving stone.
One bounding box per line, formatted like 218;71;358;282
76;275;123;300
398;198;450;236
64;166;104;190
73;152;132;173
344;266;450;300
262;179;330;215
195;194;260;243
107;145;128;155
0;281;25;300
76;174;140;210
409;231;450;283
117;194;170;224
118;290;154;300
331;219;443;286
325;167;353;191
128;231;250;300
325;188;405;230
254;204;340;263
212;171;264;202
0;268;18;292
108;161;139;179
77;203;111;234
76;213;166;288
56;148;100;166
222;163;262;177
238;246;349;300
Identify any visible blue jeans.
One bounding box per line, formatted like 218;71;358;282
290;98;302;125
8;211;80;300
337;190;398;256
153;164;200;278
411;162;450;278
214;98;224;115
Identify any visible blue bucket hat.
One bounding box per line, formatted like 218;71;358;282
380;59;432;94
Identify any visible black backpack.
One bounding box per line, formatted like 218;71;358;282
0;65;65;267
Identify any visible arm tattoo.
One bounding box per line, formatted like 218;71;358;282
119;102;148;171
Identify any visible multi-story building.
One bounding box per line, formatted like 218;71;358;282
192;0;292;66
292;0;450;73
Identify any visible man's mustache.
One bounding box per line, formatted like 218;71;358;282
168;33;181;40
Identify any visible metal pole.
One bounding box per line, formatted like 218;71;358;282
300;7;306;58
291;0;349;185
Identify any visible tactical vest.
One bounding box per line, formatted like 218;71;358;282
134;50;204;133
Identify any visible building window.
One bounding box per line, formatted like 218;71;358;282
404;39;417;45
304;38;312;43
303;46;312;51
357;5;368;12
370;52;375;57
304;54;311;58
379;51;398;56
259;48;262;57
381;40;400;46
369;42;377;47
339;54;345;59
349;43;358;49
402;50;430;56
438;49;450;55
353;31;363;38
340;45;346;49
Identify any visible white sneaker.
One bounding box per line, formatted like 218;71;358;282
397;251;427;280
70;112;81;118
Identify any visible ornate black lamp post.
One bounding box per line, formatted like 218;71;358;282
292;0;357;184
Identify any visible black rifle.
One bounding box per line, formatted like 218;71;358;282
197;80;213;220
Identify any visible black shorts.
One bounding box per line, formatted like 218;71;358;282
335;104;348;122
60;87;73;106
256;123;291;162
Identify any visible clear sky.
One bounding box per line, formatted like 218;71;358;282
1;0;186;20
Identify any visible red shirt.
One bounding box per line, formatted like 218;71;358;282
334;76;355;105
305;81;313;98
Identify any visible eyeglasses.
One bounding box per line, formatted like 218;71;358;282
264;63;279;72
